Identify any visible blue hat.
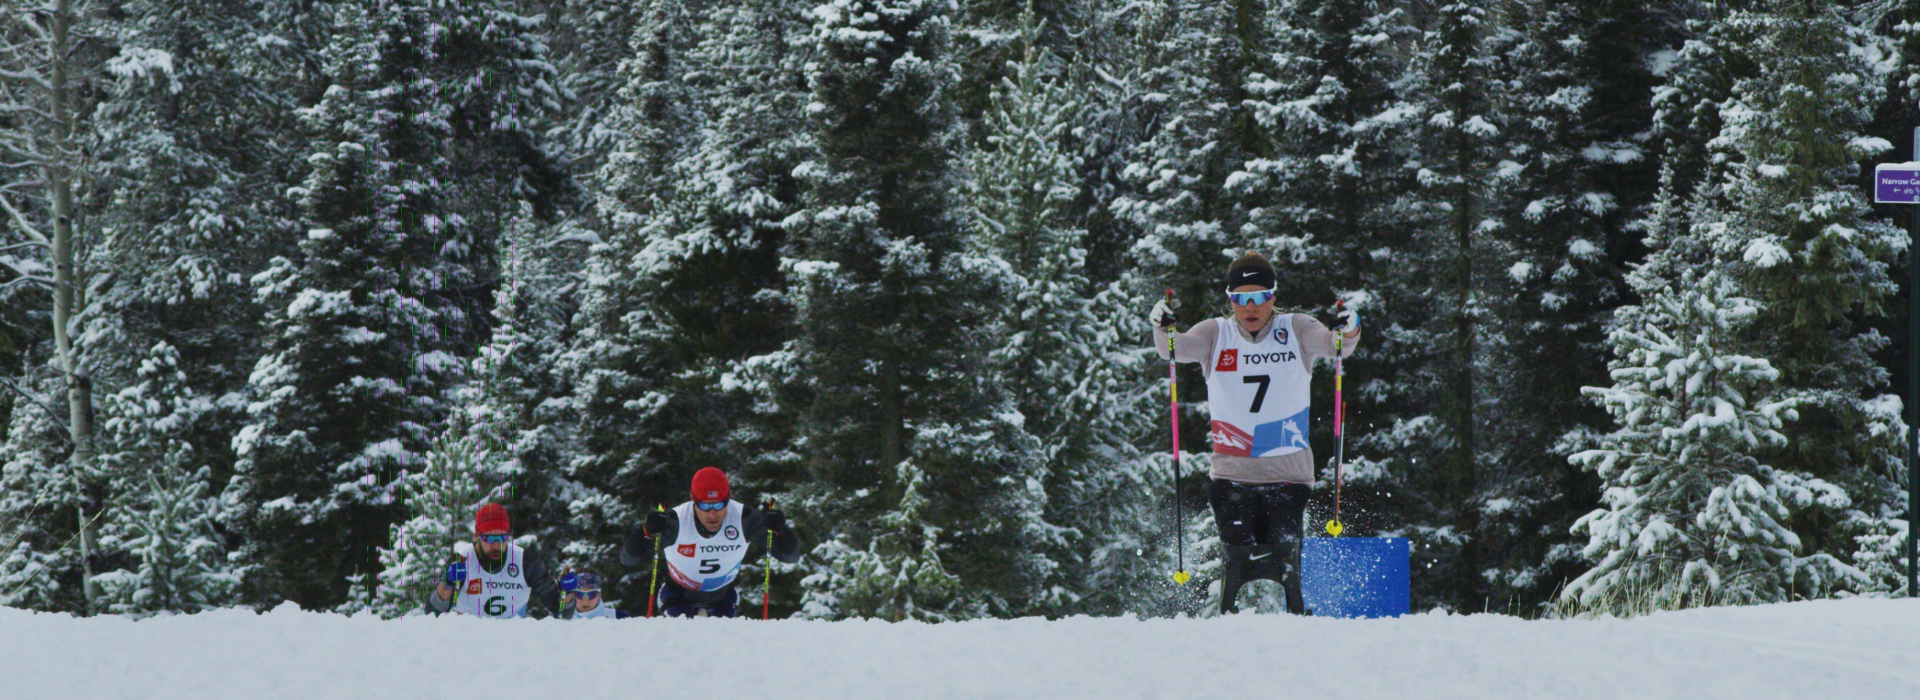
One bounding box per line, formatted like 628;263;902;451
575;572;601;592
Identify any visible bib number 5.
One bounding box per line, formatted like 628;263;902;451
700;559;721;574
1243;375;1271;412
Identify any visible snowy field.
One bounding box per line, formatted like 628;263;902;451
4;598;1916;700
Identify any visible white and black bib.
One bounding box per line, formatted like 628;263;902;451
450;541;532;619
1205;314;1313;457
662;500;748;592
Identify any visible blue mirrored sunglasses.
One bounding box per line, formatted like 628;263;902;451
478;533;511;544
695;500;727;512
1225;287;1276;307
575;589;600;599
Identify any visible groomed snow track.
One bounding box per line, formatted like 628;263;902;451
4;598;1916;699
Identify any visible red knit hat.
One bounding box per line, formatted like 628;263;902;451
690;467;729;503
474;503;510;534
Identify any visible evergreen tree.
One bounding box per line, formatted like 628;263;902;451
1383;0;1504;610
227;0;567;610
370;414;505;618
468;207;593;572
788;0;1047;619
969;13;1157;614
228;1;449;608
90;341;238;615
1679;3;1905;596
1470;0;1667;611
566;0;706;509
1567;269;1842;611
0;372;87;612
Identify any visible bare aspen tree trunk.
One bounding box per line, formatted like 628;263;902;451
46;0;99;615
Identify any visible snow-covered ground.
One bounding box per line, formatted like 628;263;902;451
4;598;1916;699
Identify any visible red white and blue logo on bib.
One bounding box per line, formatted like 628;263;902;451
1216;349;1238;372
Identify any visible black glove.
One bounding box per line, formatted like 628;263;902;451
762;505;788;534
644;509;670;538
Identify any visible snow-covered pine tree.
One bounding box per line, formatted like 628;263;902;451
787;0;1048;620
1103;0;1281;616
523;0;652;189
1469;0;1674;611
1678;3;1905;597
76;0;315;616
370;413;505;618
466;206;593;578
801;461;968;621
228;1;461;609
566;0;707;509
1566;269;1819;612
626;0;813;493
949;0;1080;143
228;0;568;610
1113;0;1272;310
0;372;87;612
969;12;1157;615
89;341;238;616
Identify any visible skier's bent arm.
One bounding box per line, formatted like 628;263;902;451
520;548;563;618
741;504;802;564
1291;313;1360;364
1153;318;1220;364
619;510;680;567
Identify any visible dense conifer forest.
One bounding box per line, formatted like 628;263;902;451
1;0;1912;618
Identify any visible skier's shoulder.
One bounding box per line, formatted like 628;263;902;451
1287;312;1328;332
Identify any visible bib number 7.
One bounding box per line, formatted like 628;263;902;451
1243;375;1271;413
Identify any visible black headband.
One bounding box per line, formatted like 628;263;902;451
1224;263;1276;290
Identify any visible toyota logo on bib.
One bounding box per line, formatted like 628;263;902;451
1215;349;1239;372
677;543;696;558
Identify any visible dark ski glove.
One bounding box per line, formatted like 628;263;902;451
644;509;670;538
762;505;788;534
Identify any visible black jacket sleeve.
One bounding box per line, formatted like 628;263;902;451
520;547;563;618
620;510;680;568
739;504;802;564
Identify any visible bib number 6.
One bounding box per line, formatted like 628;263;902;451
484;595;508;617
1242;375;1271;413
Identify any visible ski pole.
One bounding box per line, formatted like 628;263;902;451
1326;301;1348;537
763;499;776;620
646;504;664;618
1166;289;1190;585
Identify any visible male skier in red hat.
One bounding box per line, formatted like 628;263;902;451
621;467;801;617
425;502;564;618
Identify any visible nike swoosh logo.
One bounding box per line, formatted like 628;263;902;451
1250;552;1271;561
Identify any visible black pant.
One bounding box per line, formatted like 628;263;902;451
1208;479;1309;614
657;580;740;618
1208;479;1310;547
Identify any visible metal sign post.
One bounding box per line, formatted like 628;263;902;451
1872;138;1920;597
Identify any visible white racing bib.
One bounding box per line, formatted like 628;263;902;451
663;500;748;592
450;541;532;619
1205;314;1313;457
